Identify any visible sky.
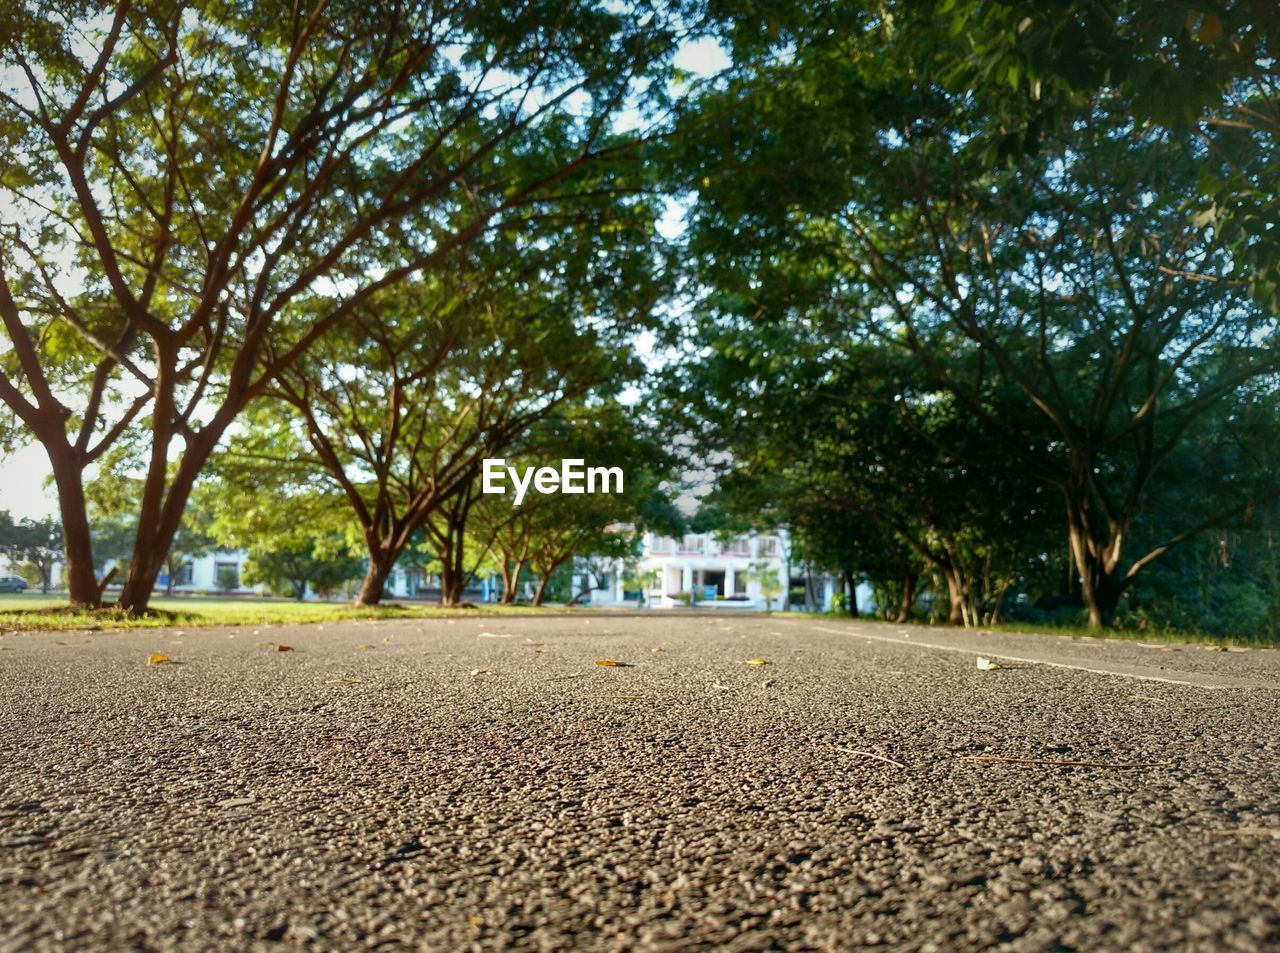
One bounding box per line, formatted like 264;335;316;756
0;34;731;524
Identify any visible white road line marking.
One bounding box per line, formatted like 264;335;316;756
790;623;1265;690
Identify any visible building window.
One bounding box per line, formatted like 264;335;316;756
734;572;748;594
759;536;779;556
178;562;195;585
729;536;750;556
215;562;240;590
678;535;705;555
650;535;674;554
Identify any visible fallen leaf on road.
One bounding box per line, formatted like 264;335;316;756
712;682;731;691
478;632;518;638
595;659;628;667
471;668;491;677
148;653;173;665
356;643;374;650
276;645;294;652
743;658;769;666
976;657;1002;671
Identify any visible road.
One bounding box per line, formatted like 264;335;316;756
2;613;1278;951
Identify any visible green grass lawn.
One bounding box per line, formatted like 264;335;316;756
0;592;564;633
984;619;1277;649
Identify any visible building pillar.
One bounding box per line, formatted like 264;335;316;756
681;565;693;595
725;567;735;597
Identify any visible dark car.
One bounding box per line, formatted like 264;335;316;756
0;575;29;593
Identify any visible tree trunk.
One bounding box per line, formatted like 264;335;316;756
942;565;965;626
437;536;465;607
843;570;858;617
498;558;516;604
117;424;223;614
439;561;464;607
1064;487;1126;628
895;571;917;624
48;446;101;607
532;573;550;607
356;556;394;606
804;566;818;612
504;557;526;604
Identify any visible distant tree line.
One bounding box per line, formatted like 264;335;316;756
2;0;1277;635
668;0;1280;633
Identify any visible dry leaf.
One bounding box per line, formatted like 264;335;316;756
595;659;621;667
356;643;374;650
743;658;769;666
148;653;172;665
471;668;491;677
976;656;1002;671
276;645;294;652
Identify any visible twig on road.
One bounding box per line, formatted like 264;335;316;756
832;746;907;769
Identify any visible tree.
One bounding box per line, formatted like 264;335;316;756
242;538;363;601
86;471;216;596
676;8;1280;627
746;562;782;611
195;449;359;598
215;565;240;593
622;564;660;606
0;512;62;592
517;407;682;606
939;0;1280;308
0;0;691;611
469;492;535;604
239;180;664;606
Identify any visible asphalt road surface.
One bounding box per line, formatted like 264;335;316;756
2;613;1279;952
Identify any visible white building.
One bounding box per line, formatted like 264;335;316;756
153;551;481;601
574;530;851;611
159;550;255;594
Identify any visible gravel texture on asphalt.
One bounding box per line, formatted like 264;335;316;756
2;613;1278;952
